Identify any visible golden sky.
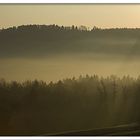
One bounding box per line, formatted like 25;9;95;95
0;4;140;29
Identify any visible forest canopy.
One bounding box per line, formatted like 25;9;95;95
0;24;140;58
0;75;140;135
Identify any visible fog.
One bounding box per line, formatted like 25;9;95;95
1;53;140;82
1;26;140;82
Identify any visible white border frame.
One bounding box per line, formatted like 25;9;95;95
1;137;140;139
0;137;139;139
0;0;140;3
0;1;140;139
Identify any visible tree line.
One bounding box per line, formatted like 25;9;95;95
1;24;140;42
1;24;140;58
0;75;140;135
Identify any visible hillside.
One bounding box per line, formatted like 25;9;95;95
1;25;140;58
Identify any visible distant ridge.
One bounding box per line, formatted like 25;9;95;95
1;24;140;58
1;24;140;31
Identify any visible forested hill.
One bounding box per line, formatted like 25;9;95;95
1;75;140;135
1;24;140;41
1;24;140;58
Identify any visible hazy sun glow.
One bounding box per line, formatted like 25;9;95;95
1;4;140;82
0;4;140;28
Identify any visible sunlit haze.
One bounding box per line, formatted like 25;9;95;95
0;4;140;29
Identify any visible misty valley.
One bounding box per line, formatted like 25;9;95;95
1;25;140;135
1;25;140;82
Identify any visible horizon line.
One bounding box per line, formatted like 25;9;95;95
1;24;140;30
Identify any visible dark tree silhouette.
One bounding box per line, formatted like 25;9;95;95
0;75;140;135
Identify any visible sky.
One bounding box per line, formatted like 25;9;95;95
0;4;140;29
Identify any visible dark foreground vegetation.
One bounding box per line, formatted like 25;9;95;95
1;75;140;135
